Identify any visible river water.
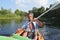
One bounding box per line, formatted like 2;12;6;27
0;19;60;40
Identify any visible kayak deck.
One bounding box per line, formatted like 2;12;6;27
0;36;18;40
0;35;31;40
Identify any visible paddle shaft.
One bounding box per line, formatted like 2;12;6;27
37;2;60;19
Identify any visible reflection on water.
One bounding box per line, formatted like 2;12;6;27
0;19;23;35
0;19;60;40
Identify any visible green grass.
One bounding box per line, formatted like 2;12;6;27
0;16;21;19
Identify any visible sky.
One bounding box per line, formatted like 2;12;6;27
0;0;60;12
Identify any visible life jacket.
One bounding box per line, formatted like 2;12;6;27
25;21;39;33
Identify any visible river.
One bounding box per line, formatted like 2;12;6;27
0;19;60;40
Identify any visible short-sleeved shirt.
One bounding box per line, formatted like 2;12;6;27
23;21;39;32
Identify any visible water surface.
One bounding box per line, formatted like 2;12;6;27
0;19;60;40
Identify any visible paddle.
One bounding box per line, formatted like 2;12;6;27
21;2;60;29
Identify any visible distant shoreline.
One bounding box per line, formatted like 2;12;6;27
0;16;21;19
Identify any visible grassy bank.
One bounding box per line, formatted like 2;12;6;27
0;16;21;19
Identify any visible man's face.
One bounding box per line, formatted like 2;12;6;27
28;14;34;21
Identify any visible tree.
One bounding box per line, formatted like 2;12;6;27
15;9;25;16
28;7;45;18
0;8;12;15
15;9;20;16
38;6;45;13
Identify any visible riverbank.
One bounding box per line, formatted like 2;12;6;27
0;16;22;19
0;17;20;19
0;16;27;24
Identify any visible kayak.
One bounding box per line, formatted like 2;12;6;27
13;29;44;40
15;29;44;40
0;34;31;40
0;29;44;40
0;32;44;40
0;36;18;40
34;30;44;40
13;30;44;40
13;34;31;40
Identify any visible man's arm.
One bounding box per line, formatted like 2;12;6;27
34;18;43;27
36;20;43;27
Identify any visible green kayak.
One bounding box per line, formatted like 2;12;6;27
0;36;18;40
13;34;31;40
0;34;31;40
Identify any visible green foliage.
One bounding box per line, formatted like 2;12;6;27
0;3;60;26
0;8;27;23
15;9;21;16
38;6;45;13
15;9;27;16
43;4;60;26
29;6;45;18
29;4;60;26
0;8;12;15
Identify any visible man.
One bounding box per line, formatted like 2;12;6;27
22;13;43;38
28;13;43;27
16;13;43;39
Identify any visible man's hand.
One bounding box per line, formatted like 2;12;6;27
34;18;43;27
34;18;38;21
